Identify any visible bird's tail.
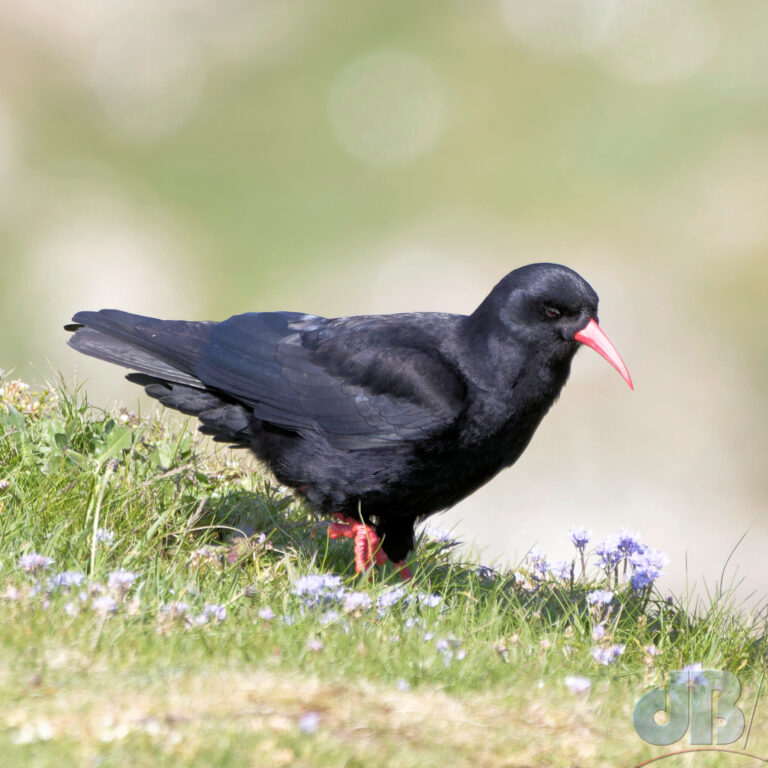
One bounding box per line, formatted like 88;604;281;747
65;309;212;388
65;310;254;442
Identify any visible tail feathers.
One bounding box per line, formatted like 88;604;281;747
126;374;224;414
69;328;203;388
66;309;213;389
67;310;262;445
127;374;253;444
67;310;262;446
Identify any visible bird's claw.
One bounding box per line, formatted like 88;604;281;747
328;514;412;581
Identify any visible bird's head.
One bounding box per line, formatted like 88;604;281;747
476;263;633;390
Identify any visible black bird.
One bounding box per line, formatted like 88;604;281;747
65;263;632;577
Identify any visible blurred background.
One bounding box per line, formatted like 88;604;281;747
0;0;766;602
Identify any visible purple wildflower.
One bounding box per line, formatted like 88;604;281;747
526;548;549;580
306;638;324;652
107;569;137;598
293;573;342;594
549;559;572;581
416;592;442;608
199;603;227;623
587;589;614;606
49;571;86;590
160;601;190;619
595;536;622;571
91;595;118;615
615;528;644;556
293;574;346;609
592;623;606;641
567;527;592;550
676;663;707;686
630;547;669;590
18;553;54;574
422;526;460;546
258;606;275;620
591;644;625;665
377;586;407;610
344;592;372;611
434;637;464;665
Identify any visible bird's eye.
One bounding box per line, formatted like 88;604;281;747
544;305;562;320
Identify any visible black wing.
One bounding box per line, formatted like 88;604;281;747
67;309;467;450
194;311;466;449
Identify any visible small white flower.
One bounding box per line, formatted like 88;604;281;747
50;571;86;590
4;585;21;601
344;592;372;611
417;592;442;608
564;675;592;694
592;623;606;641
18;553;54;574
160;601;190;619
92;595;118;615
95;528;115;544
107;569;137;598
587;589;614;606
299;711;320;734
191;604;226;625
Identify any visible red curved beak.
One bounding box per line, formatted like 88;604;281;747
574;319;633;390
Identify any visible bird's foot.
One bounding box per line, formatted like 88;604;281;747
328;513;412;581
328;513;387;571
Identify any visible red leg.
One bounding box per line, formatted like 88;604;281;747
395;562;413;581
327;513;412;580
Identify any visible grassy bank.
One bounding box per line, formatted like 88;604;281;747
1;374;766;767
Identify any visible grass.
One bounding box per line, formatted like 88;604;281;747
1;373;767;767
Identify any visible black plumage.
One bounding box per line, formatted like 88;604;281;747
65;263;631;563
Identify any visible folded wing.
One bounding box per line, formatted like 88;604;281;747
67;309;466;450
195;312;465;449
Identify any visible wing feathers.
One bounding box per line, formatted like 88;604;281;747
195;312;464;448
67;309;465;450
